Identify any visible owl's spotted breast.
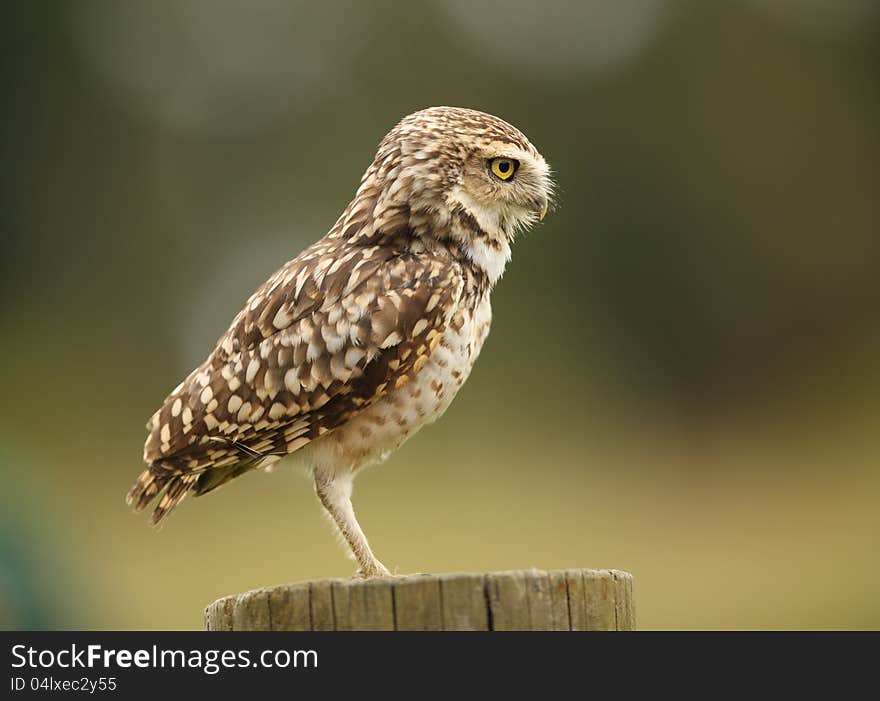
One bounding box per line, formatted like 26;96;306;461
307;287;492;470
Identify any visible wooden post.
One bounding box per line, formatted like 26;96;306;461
204;569;635;631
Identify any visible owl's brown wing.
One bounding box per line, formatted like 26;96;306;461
128;238;463;524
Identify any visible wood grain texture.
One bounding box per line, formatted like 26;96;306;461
205;569;635;631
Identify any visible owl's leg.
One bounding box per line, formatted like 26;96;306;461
313;471;390;578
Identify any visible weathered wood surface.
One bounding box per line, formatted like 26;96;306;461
204;569;635;631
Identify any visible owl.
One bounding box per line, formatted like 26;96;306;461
128;107;553;576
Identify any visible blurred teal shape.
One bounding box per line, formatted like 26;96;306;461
0;451;80;631
0;531;55;630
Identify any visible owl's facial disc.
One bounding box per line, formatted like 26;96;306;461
452;143;552;240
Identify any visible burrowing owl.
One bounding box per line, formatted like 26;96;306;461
127;107;553;576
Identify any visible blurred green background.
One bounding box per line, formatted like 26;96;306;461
2;0;879;630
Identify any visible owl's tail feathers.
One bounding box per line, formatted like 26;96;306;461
126;465;198;526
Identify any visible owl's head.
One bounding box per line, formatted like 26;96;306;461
368;107;554;260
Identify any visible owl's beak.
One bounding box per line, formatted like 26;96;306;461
534;195;549;221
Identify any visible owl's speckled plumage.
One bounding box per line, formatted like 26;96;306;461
127;107;553;576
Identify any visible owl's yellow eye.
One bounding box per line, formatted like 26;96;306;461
489;157;518;181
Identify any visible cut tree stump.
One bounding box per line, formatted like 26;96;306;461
204;569;635;631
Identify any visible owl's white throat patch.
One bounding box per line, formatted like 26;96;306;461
463;237;511;286
449;189;513;285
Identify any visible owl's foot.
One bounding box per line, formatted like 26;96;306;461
355;561;392;578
